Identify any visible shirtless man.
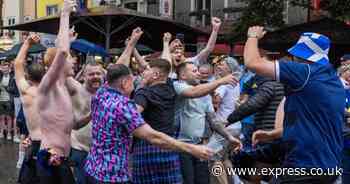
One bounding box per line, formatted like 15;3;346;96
35;1;78;183
14;34;46;184
68;62;103;184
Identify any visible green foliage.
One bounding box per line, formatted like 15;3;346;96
231;0;350;41
232;0;285;40
290;0;350;21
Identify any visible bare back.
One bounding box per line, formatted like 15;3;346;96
20;86;42;141
37;82;74;156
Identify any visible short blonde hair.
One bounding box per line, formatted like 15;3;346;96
44;47;58;67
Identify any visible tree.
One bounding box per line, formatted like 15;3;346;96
231;0;350;41
290;0;350;21
231;0;285;40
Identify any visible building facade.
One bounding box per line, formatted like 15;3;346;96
37;0;62;18
1;0;23;48
23;0;37;22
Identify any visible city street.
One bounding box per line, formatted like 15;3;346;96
0;141;19;184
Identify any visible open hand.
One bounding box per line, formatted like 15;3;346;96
219;74;238;86
190;145;214;160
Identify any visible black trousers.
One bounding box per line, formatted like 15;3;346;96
179;152;209;184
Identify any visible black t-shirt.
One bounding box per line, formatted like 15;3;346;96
134;80;176;135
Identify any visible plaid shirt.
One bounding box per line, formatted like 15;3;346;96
84;85;144;183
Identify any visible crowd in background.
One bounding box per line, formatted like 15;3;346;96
0;1;349;184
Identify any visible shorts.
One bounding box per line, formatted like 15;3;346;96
0;101;14;117
18;141;41;184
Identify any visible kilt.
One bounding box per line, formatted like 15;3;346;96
131;138;182;184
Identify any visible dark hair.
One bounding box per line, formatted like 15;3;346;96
149;59;171;76
106;64;131;84
27;63;45;83
176;62;193;77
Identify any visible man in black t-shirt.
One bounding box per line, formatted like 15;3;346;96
132;58;183;184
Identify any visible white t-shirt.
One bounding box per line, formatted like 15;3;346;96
215;84;240;120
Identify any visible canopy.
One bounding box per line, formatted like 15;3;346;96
4;42;46;57
110;44;154;55
3;6;209;51
71;39;109;57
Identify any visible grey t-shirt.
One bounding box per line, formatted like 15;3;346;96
173;80;214;143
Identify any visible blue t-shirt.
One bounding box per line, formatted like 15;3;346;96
276;60;345;169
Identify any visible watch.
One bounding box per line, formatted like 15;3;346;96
247;31;259;38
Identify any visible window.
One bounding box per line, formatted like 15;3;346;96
7;17;16;37
125;2;138;11
147;0;159;16
24;16;32;22
8;17;15;26
0;20;3;37
46;5;59;16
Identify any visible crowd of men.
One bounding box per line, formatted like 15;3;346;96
0;0;350;184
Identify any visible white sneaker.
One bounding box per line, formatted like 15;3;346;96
16;161;22;169
13;136;20;143
7;134;12;141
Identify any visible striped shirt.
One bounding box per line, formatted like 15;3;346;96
84;85;145;183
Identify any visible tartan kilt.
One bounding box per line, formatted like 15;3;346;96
131;138;182;184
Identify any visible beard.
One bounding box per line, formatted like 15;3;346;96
88;79;102;89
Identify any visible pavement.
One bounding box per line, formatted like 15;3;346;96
0;140;19;184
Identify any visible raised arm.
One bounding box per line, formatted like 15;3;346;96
181;74;237;98
160;32;172;64
116;27;143;66
244;26;275;79
133;48;148;70
38;0;77;94
193;17;221;63
14;35;40;94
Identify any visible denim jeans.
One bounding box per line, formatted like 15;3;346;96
70;148;88;184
